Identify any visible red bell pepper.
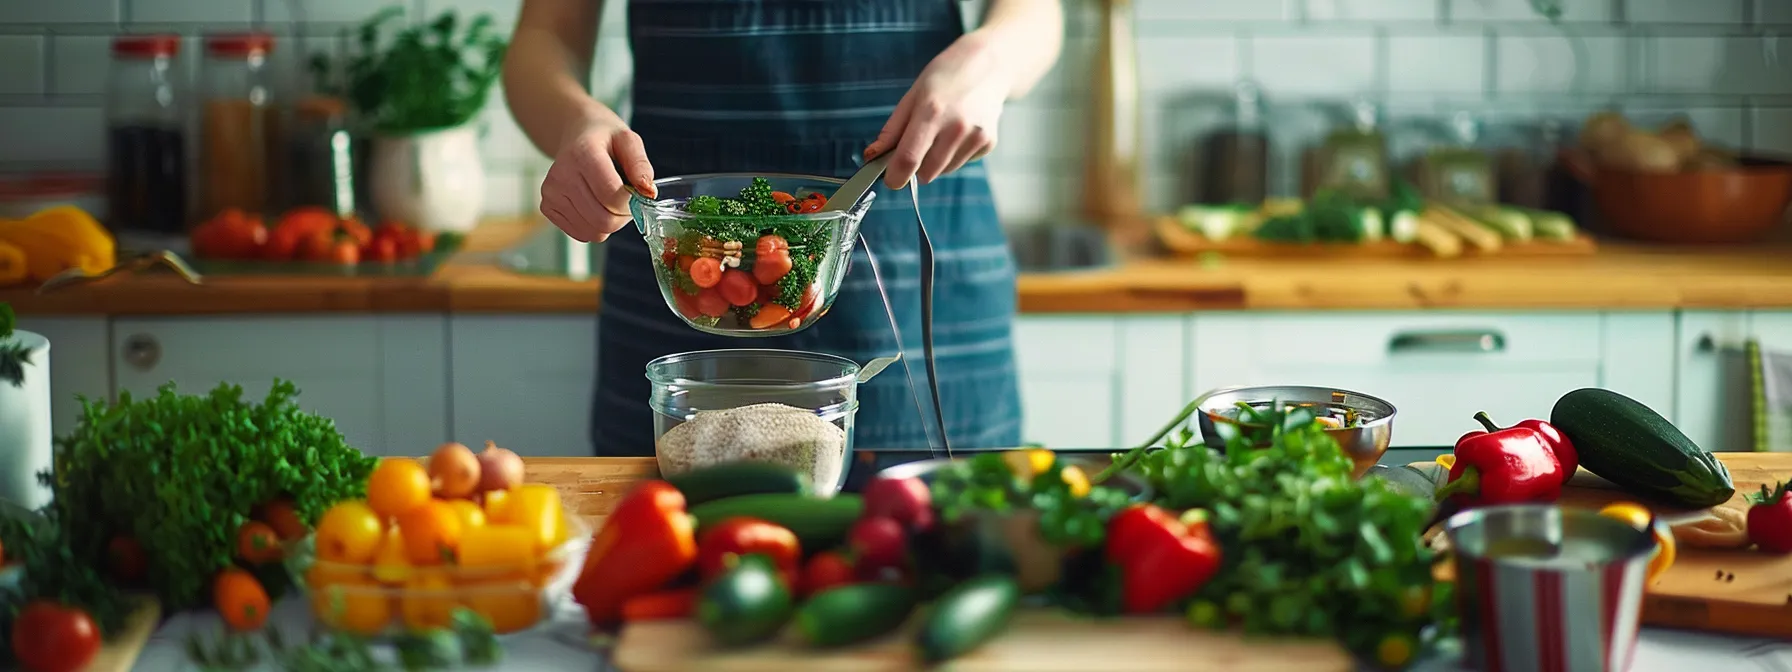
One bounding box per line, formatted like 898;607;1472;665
1746;480;1792;554
1103;504;1222;614
696;516;802;585
1458;411;1579;483
572;480;699;626
1436;412;1564;507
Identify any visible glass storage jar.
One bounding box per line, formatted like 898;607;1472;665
198;32;278;219
105;33;188;235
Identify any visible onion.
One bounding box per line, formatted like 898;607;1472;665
476;441;525;492
429;442;481;499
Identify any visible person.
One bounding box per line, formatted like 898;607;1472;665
503;0;1064;458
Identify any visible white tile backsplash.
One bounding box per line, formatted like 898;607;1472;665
5;0;1792;224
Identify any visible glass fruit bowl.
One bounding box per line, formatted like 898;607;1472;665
647;349;861;496
284;509;589;636
629;173;877;337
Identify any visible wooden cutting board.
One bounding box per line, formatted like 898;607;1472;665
1433;452;1792;639
612;611;1352;672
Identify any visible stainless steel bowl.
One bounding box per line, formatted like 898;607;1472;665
1193;385;1397;477
878;454;1150;593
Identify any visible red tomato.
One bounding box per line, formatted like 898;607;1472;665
694;288;729;318
190;210;269;260
696;517;802;582
1747;482;1792;554
338;216;373;246
848;516;908;574
672;288;702;318
752;235;794;284
797;551;858;597
11;601;101;672
717;269;757;306
298;233;338;262
364;236;400;264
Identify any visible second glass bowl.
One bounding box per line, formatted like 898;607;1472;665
629;173;877;337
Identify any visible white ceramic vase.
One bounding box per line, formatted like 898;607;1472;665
369;124;487;234
0;330;52;510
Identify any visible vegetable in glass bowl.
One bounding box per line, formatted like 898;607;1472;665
630;174;876;336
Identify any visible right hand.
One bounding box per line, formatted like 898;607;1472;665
540;119;657;243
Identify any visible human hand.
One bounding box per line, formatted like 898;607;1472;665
864;32;1014;190
540;117;656;243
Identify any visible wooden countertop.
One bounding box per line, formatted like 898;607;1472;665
7;218;1792;316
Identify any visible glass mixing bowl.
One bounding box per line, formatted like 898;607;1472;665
646;349;860;495
629;173;877;337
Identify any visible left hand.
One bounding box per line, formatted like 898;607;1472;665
864;32;1013;190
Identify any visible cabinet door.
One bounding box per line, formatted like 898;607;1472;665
1673;311;1754;452
1189;312;1606;447
1014;316;1120;448
13;317;111;438
448;315;596;457
110;316;449;456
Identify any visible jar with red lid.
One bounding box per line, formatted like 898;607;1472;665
199;31;279;220
106;33;188;235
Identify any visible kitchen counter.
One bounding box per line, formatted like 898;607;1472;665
7;219;1792;316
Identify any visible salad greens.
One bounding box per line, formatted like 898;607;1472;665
928;452;1134;549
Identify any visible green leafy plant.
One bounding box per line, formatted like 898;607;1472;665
185;607;501;671
0;302;31;387
309;8;508;134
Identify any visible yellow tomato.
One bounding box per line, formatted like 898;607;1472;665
483;489;513;524
400;570;457;630
1598;502;1676;583
508;484;567;552
459;576;543;634
370;528;412;585
314;501;385;564
457;524;538;571
307;566;392;636
448;499;487;529
1001;448;1056;480
1059;465;1092;498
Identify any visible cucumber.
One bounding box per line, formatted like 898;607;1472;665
698;554;794;647
664;461;812;506
795;583;918;648
690;493;863;552
1550;388;1736;508
913;575;1020;664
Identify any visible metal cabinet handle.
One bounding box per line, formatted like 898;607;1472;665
122;334;161;370
1387;330;1506;354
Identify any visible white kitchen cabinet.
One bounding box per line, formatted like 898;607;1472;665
1013;315;1186;449
448;315;597;457
1188;311;1618;447
110;316;449;457
1675;310;1792;453
11;316;111;438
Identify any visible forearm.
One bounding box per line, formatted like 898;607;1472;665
971;0;1064;99
502;0;619;156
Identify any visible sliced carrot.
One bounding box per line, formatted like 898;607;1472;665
718;269;757;306
621;587;699;622
749;304;794;330
770;191;795;204
688;257;723;288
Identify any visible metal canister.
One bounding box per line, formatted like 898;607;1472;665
1444;504;1656;672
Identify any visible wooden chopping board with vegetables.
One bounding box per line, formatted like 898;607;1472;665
1423;388;1792;639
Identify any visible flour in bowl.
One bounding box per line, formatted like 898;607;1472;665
655;402;847;489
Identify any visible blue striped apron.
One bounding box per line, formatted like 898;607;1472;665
591;0;1024;458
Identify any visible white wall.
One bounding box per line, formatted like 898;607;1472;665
1;0;1789;224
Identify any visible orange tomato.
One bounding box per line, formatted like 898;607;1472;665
483;489;513;524
400;570;457;629
507;484;567;553
338;216;373;246
256;499;308;540
367;458;433;520
447;500;486;529
413;229;438;254
307;565;392;635
315;501;385;564
371;528;413;585
266;207;338;260
214;569;271;632
328;240;360;265
397;500;463;565
457;524;536;571
236;521;283;565
459;577;543;634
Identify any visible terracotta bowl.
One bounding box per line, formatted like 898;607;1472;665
1563;150;1792;244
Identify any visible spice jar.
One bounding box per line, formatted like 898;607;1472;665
1196;80;1271;205
286;95;357;217
1413;110;1495;203
105;34;188;235
198;32;279;219
1302;100;1390;201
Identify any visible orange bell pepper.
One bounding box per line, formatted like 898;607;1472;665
571;480;697;626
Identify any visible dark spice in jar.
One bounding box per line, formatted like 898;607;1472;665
106;125;188;234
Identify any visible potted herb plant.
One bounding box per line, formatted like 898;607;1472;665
0;302;52;510
311;8;507;233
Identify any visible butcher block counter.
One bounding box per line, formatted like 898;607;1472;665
7;219;1792;316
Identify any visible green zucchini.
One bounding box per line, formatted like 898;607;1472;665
690;493;863;552
913;575;1020;664
795;583;918;648
698;554;794;647
664;461;812;506
1549;388;1736;508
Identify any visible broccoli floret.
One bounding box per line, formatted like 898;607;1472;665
719;199;750;217
685;195;722;215
774;253;819;308
736;177;783;215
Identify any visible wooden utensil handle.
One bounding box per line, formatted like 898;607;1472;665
1082;0;1142;229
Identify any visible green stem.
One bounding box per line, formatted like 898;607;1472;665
1434;467;1482;503
1472;411;1501;433
1095;398;1203;484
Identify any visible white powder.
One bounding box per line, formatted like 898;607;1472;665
655;402;848;492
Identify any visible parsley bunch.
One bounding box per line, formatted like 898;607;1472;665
45;379;377;611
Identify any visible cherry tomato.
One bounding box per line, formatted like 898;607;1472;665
696;517;802;582
694;288;729;318
717;269;758;306
797;551;858;597
770;191;796;204
754;254;793;285
365;235;400;263
11;601;101;672
191;210;269;260
754;235;790;258
688;257;723;289
338;216;373;246
329;240;360;265
298;233;338;262
412;229;438;254
848;516;908;574
672;288;702;318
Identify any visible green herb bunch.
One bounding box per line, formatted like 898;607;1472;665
46;379;378;611
185;607;501;672
1118;401;1446;666
0;302;32;387
930;453;1135;549
310;8;508;134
